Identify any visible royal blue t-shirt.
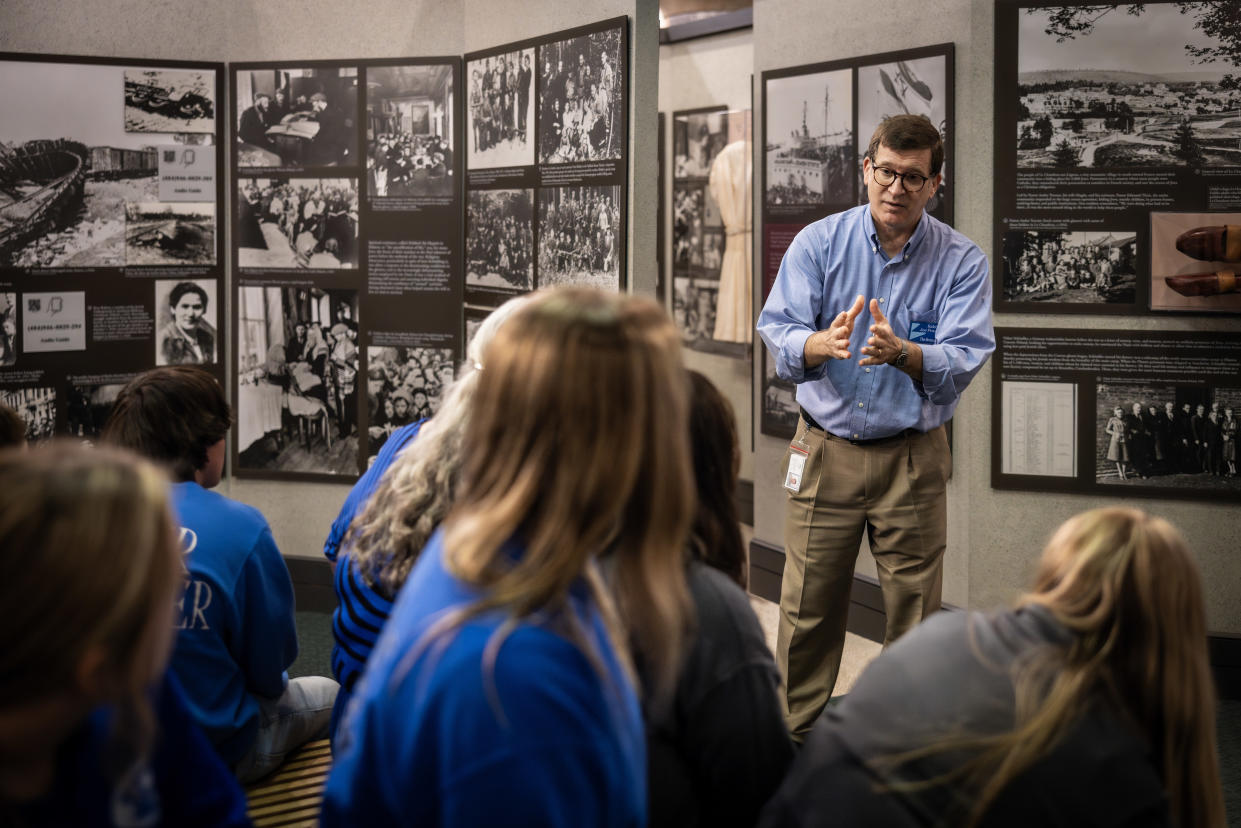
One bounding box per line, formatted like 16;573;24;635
321;529;647;827
170;481;299;766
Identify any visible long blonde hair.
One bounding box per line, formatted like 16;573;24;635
441;287;695;702
347;294;534;599
895;508;1224;828
0;442;181;784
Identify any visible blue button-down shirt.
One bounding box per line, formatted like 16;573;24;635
757;205;994;440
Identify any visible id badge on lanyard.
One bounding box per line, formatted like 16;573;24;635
784;436;810;493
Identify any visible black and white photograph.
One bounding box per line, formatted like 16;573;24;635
238;177;358;269
0;293;15;366
464;305;489;351
683;279;719;343
674;110;729;178
65;381;126;441
124;68;215;134
467;188;533;294
235;66;358;168
673;185;703;268
702;231;724;272
1095;382;1241;491
765;67;853;207
536;185;621;291
1001;229;1137;304
365;345;454;459
858;54;950;215
762;352;800;438
538;28;624;164
124;201;215;266
1150;211;1241;313
0;387;55;444
1;60;169;269
1017;3;1241;170
366;64;455;199
236;284;359;476
467;49;535;169
154;278;217;366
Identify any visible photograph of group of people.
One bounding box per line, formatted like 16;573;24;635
154;278;217;366
672;276;720;345
538;30;623;164
366;64;455;198
1003;229;1137;304
236;285;359;475
0;387;55;444
238;177;359;269
236;67;358;168
1098;385;1240;491
467;49;535;169
64;381;126;441
466;188;534;294
0;294;15;367
537;185;620;291
673;183;724;269
365;345;454;460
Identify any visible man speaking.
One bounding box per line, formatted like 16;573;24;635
757;114;994;741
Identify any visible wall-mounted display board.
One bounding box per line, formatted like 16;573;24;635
992;327;1241;502
230;57;462;481
464;17;628;316
657;112;666;305
995;0;1241;316
671;106;751;357
0;52;224;443
759;44;954;438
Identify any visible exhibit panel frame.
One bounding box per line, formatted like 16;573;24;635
463;16;630;317
0;51;225;443
758;43;955;439
229;56;464;482
993;0;1241;317
992;326;1241;503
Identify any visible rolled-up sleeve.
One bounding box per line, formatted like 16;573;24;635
914;245;994;406
757;228;827;385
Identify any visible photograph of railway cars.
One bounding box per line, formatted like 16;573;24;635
366;64;455;199
0;59;203;269
237;177;359;270
124;68;214;133
235;66;358;169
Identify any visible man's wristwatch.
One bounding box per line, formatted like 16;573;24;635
892;339;909;369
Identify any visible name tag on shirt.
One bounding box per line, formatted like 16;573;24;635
909;320;937;344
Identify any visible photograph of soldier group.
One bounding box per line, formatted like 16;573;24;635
537;185;620;290
1003;229;1137;304
538;30;622;164
365;346;454;459
1098;388;1240;488
466;189;534;292
238;177;359;269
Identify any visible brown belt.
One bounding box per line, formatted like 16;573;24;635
800;407;919;446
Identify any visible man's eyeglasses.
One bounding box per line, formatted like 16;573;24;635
869;163;931;193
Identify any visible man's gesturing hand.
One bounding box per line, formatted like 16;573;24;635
859;298;901;366
803;294;864;368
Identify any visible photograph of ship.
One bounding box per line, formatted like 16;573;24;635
466;188;533;294
237;177;358;270
124;202;215;266
1;60;174;269
124;68;215;133
236;66;358;169
765;67;854;207
1001;229;1137;304
858;54;949;215
536;185;621;291
366;64;455;199
1018;3;1241;168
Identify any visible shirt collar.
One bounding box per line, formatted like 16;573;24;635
863;206;930;261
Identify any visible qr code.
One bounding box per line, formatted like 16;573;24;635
163;150;178;163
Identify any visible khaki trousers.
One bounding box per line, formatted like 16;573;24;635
777;415;950;740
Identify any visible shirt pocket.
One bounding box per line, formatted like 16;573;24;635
905;307;939;345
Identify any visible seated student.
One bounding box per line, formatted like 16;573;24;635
0;442;249;826
0;402;24;449
322;295;531;738
103;366;338;783
760;508;1225;828
643;372;795;828
321;288;696;827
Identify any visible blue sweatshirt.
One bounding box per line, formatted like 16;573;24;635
170;481;299;766
12;673;251;827
321;529;647;827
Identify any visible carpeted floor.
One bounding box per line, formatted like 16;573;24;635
289;609;1241;823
